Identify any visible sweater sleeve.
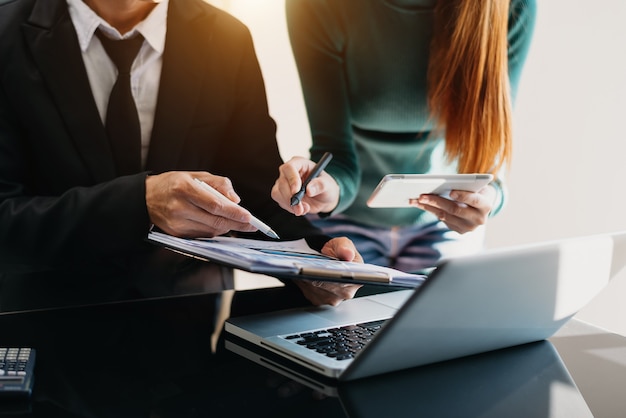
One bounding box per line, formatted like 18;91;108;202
508;0;537;102
491;0;536;217
286;0;360;214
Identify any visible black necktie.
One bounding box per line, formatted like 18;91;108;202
96;30;144;176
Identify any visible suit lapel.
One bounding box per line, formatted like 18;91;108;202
146;0;217;172
22;0;116;182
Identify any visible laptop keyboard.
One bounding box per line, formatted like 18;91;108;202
284;319;388;361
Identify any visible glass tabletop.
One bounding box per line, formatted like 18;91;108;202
0;284;624;417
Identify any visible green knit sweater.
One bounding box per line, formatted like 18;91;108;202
286;0;536;228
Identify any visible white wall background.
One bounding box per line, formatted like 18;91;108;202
208;1;626;335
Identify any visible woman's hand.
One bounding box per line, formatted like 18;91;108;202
271;156;340;216
411;185;497;234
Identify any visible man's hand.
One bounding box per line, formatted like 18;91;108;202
146;171;257;238
294;237;363;306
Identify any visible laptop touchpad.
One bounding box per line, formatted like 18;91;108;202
366;289;413;309
309;298;399;324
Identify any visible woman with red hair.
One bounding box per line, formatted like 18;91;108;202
272;0;536;275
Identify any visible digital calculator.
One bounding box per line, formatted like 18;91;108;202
0;347;35;399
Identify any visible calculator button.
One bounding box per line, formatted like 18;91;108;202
0;347;35;398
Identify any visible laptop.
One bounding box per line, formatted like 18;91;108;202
225;231;626;381
225;338;593;418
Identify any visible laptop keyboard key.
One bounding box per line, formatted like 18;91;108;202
284;319;388;360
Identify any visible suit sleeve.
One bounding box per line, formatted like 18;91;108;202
0;84;151;270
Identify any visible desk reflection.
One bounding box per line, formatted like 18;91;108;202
0;288;344;417
0;285;607;418
0;248;233;313
226;337;593;418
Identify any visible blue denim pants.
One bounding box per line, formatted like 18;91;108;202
309;214;486;274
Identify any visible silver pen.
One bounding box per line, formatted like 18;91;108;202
193;178;280;239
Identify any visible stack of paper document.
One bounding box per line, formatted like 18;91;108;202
147;231;426;288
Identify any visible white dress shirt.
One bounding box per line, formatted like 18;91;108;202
66;0;169;168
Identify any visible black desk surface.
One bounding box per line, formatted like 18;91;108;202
1;285;625;418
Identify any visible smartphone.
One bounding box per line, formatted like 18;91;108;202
366;174;494;208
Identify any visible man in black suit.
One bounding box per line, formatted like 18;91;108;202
0;0;361;309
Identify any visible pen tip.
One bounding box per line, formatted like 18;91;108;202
269;230;280;239
290;197;299;207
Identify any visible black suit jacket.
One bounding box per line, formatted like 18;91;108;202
0;0;323;309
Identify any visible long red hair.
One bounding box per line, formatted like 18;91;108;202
428;0;511;174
